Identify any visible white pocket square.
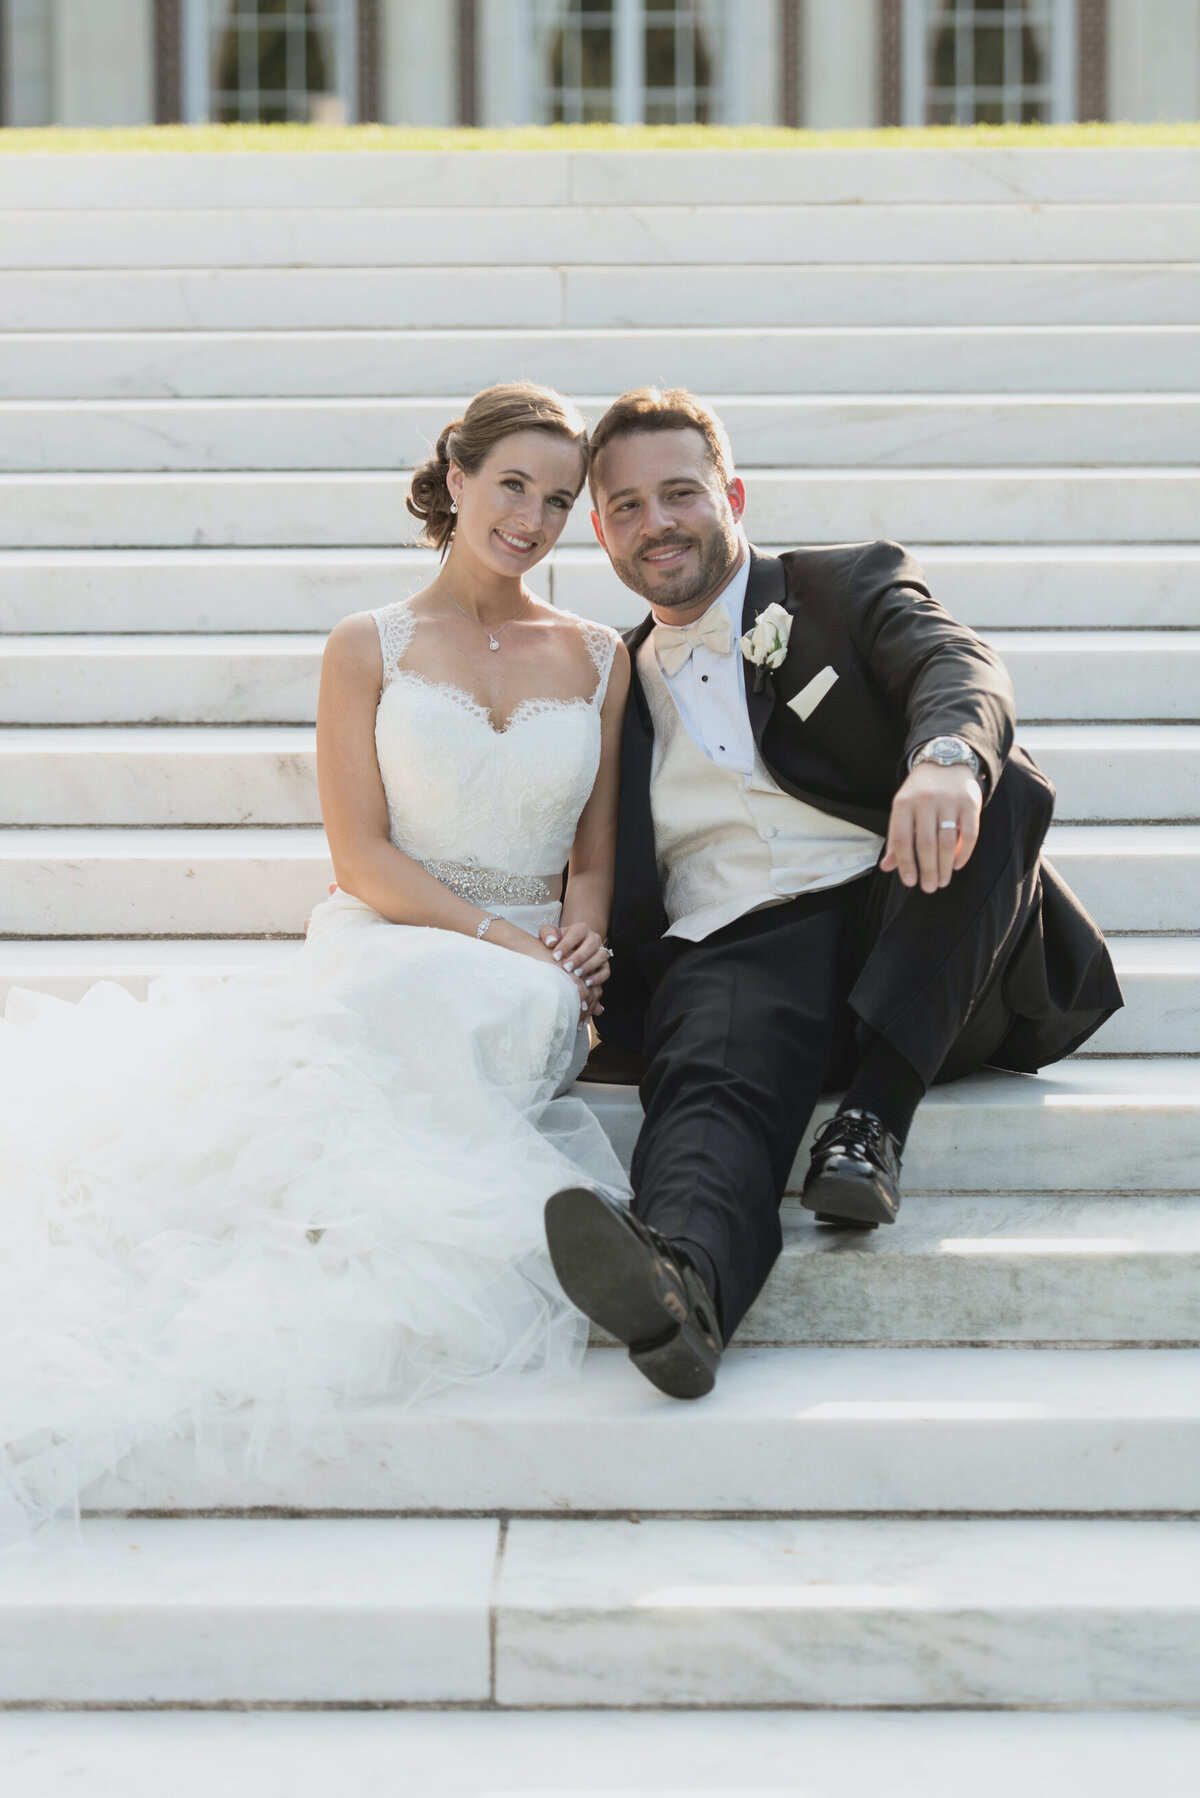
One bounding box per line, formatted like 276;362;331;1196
788;665;839;722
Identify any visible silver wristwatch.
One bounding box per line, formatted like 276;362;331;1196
909;735;982;780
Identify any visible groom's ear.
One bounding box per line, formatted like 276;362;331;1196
727;477;747;524
590;509;609;551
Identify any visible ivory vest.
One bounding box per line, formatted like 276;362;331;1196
637;636;883;942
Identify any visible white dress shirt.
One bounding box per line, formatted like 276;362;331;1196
652;557;756;776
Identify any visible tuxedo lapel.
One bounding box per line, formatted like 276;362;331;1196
624;611;656;735
741;549;788;756
612;613;668;949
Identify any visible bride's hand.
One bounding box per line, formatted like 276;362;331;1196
485;918;597;1019
540;922;610;1016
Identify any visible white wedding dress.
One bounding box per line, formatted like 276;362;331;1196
0;598;631;1531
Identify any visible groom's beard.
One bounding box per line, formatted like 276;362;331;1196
612;521;741;613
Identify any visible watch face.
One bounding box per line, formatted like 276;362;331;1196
927;737;968;762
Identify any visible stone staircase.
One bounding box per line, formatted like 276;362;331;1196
1;146;1199;1790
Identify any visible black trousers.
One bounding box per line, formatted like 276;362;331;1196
629;752;1057;1339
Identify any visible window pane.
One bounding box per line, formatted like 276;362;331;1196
972;26;1004;86
537;0;717;127
580;27;613;86
924;0;1057;128
931;26;957;89
210;0;341;124
645;27;676;89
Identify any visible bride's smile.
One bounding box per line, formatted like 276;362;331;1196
445;426;584;593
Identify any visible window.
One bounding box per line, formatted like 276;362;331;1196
902;0;1076;127
543;3;617;124
643;2;717;124
184;0;357;125
535;0;721;127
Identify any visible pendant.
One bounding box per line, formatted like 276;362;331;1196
489;637;500;651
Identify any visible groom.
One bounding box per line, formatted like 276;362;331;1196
544;387;1122;1402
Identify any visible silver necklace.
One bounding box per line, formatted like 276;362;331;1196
444;587;533;652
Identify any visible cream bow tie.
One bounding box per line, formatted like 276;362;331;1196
653;605;734;678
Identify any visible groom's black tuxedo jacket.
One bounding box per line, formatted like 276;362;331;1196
598;540;1119;1068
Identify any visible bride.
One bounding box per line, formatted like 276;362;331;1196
0;383;633;1531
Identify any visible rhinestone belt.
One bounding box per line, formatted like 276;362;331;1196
416;856;555;909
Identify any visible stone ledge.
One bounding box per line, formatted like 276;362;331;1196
82;1346;1200;1515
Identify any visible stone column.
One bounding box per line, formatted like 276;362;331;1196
55;0;155;126
6;0;55;125
734;0;780;125
380;0;456;125
805;0;879;127
1108;0;1200;122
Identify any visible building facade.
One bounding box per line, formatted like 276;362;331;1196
2;1;1198;131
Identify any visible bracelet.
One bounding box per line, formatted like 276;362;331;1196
476;914;497;941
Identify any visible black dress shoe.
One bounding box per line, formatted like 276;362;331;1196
544;1187;722;1400
801;1109;902;1228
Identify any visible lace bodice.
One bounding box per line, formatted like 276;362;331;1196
371;598;619;876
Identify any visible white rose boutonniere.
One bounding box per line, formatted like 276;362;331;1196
739;602;792;691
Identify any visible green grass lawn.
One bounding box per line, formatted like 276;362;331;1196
1;121;1199;154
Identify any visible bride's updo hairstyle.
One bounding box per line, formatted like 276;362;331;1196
407;383;589;557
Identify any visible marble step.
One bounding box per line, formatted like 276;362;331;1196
494;1515;1200;1707
1043;823;1200;930
3;327;1198;400
0;823;1189;935
1019;726;1200;820
7;395;1200;473
0;826;334;937
4;147;1198;210
1;544;1197;633
7;263;1200;333
81;1349;1200;1515
1;722;1193;828
0;936;1188;1056
746;1199;1200;1346
0;937;299;1002
3;205;1199;273
0;1517;497;1705
569;262;1200;330
987;636;1200;723
6;468;1200;549
588;1057;1200;1195
10;1513;1200;1708
0;266;563;332
1;638;1195;733
3;1712;1200;1798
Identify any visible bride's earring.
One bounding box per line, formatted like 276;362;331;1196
450;499;459;514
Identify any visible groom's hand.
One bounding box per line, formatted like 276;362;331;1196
882;763;982;894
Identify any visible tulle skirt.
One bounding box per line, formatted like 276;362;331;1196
0;890;629;1533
